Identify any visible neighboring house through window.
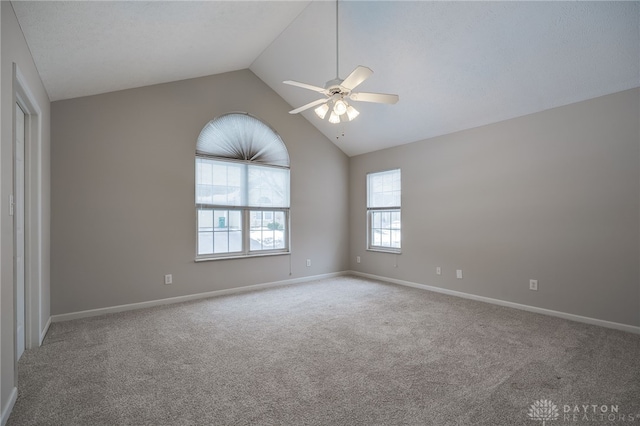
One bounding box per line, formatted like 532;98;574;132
195;113;290;260
367;169;401;252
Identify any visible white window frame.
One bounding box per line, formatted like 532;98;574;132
196;204;291;262
195;113;290;261
195;157;290;261
367;169;401;253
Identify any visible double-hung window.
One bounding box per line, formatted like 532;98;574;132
367;169;401;252
195;113;290;260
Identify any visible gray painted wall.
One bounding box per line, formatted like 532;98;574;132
51;69;350;315
350;88;640;327
1;1;51;418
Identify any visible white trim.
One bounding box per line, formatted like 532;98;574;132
39;316;51;345
49;270;640;333
195;250;290;262
14;63;44;350
51;272;346;323
1;387;17;426
349;271;640;335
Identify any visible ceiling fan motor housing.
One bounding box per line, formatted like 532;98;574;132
325;78;348;95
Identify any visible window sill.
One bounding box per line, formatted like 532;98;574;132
367;247;402;255
195;251;290;262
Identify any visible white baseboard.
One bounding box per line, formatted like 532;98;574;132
40;316;52;345
349;271;640;335
48;270;640;334
1;387;17;426
51;272;347;323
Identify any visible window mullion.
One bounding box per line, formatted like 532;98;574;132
226;209;231;255
243;208;249;255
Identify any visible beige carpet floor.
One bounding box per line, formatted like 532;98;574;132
8;275;640;425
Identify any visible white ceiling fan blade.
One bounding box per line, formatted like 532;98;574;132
350;92;399;104
340;66;373;91
283;80;327;93
289;98;329;114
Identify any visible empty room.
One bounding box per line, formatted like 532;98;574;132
1;1;639;425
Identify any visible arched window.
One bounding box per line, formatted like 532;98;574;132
195;113;290;260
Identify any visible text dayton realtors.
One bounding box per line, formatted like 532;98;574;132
562;404;637;423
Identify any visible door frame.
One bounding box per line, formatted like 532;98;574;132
13;63;44;353
14;102;26;360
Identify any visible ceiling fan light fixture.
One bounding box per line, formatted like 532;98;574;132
346;105;359;121
314;103;330;119
333;99;348;115
282;0;398;123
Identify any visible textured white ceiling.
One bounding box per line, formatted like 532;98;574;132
12;1;640;156
12;1;311;101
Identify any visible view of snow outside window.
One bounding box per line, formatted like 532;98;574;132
367;169;401;251
196;157;289;257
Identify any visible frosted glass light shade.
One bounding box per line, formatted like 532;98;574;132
328;111;341;124
314;103;329;119
346;105;359;121
333;99;348;115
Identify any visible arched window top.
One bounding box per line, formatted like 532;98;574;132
196;113;289;168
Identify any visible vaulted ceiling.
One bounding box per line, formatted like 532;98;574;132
12;1;639;156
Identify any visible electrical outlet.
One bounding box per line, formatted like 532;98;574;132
529;279;538;291
306;259;311;267
456;269;463;279
164;274;172;285
436;266;441;275
356;256;361;264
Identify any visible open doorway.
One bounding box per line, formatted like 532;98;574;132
13;63;45;360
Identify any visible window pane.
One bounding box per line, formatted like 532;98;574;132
229;210;242;229
198;232;213;255
229;211;243;252
214;210;228;229
196;184;213;204
383;173;392;193
198;160;213;183
273;211;286;249
370;209;400;250
367;169;401;208
249;211;263;250
391;211;401;228
195;158;245;206
197;209;241;255
197;208;214;255
391;230;401;248
248;165;290;208
196;160;214;204
213;162;244;206
198;209;214;230
196;155;290;258
249;210;287;251
380;211;390;231
372;211;381;229
367;169;401;251
213;232;229;253
381;228;391;247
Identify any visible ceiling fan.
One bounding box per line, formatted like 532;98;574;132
284;0;399;124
